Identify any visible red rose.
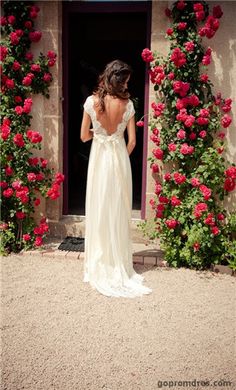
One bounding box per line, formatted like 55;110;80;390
47;183;60;200
217;213;225;221
184;115;195;128
0;17;7;26
171;196;181;207
27;130;42;143
34;236;43;247
43;73;52;83
25;52;34;61
151;163;159;173
0;181;8;189
1;124;10;140
15;106;24;115
31;64;41;72
168;72;175;80
150;134;160;145
12;180;22;190
36;173;44;181
200;74;208;82
199;130;207;138
48;59;56;67
5;166;13;176
14;96;22;103
204;213;215;226
173;172;186;184
40;158;48;168
177;22;187;30
224;178;235;192
158;197;168;205
10;32;20;45
8;15;16;25
28;157;39;166
196;117;209;126
168;143;177;152
24;20;32;29
177;1;186;10
218;132;225;139
136;120;144;127
23;98;33;114
173;80;190;97
141;48;154;63
22;76;32;86
195;11;205;22
16;211;26;219
165;8;172;18
164;173;171;181
152;128;160;136
200;108;210;117
213;5;223;19
170;48;186;68
193;202;208;218
193;3;204;12
202;55;211;66
153;148;164;160
189;132;197;140
211;226;220;235
29;30;42;42
188;95;200;107
193;242;200;252
12;61;21;71
3;188;14;198
27;172;37;181
177;129;186;139
180;143;194;155
0;46;8;61
166;28;173;36
165;219;179;229
199;184;211;200
184;41;195;52
23;234;31;241
47;50;57;59
225;166;236;179
155;183;162;195
191;178;200;187
13;133;25;147
54;172;65;185
221;114;232;128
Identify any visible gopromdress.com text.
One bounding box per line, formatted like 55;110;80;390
157;379;233;388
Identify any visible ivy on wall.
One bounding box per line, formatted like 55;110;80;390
140;1;236;270
0;1;64;255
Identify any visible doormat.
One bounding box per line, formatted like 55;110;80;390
58;236;84;252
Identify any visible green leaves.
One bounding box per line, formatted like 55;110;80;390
143;0;235;270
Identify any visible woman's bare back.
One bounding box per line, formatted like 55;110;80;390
92;94;129;135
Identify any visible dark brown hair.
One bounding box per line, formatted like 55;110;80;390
93;59;132;112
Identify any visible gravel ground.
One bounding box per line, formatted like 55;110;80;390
1;253;235;390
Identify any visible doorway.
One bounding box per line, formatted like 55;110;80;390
62;1;151;217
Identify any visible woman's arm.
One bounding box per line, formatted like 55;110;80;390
126;115;136;155
80;110;93;142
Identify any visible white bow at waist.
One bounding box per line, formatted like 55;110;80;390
93;132;123;144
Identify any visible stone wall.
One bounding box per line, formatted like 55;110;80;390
32;1;235;227
32;1;63;224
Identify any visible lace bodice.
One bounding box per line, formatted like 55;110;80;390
83;95;135;139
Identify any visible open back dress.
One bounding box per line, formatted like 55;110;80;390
83;94;152;298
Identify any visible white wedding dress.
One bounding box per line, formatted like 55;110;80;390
83;95;152;298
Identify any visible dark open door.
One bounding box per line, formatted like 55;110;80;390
62;1;151;218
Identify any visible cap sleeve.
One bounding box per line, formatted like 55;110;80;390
83;95;92;115
127;99;135;121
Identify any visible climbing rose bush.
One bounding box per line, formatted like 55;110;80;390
140;1;236;270
0;1;64;255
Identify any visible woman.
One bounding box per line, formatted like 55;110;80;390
80;59;152;298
